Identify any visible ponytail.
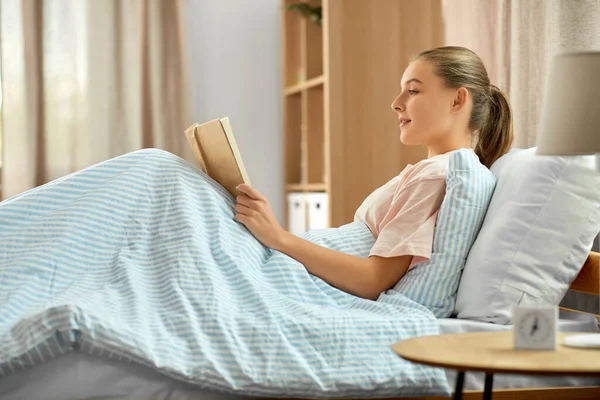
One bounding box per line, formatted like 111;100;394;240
475;85;514;168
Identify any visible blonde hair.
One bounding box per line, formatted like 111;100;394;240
414;46;514;168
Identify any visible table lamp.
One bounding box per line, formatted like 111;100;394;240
536;51;600;349
536;52;600;171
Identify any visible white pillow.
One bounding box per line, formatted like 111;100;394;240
454;147;600;324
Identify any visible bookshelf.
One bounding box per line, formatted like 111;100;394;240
282;0;443;232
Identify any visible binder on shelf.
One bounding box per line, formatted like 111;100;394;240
307;192;329;231
287;192;307;235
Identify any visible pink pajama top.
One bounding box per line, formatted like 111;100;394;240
354;153;450;270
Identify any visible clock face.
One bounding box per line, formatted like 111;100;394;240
517;311;552;343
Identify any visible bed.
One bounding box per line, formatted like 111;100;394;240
0;150;451;399
1;282;598;400
1;313;598;400
1;255;598;400
0;148;599;400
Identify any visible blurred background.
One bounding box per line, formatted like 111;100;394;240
1;0;600;228
0;0;282;214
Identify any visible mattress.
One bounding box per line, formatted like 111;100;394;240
0;352;243;400
1;311;598;400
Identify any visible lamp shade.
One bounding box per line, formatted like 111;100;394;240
536;52;600;156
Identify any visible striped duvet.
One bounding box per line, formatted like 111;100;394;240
0;149;450;398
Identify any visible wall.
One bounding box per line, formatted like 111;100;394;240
185;0;283;223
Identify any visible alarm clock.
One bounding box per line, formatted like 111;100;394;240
512;305;558;350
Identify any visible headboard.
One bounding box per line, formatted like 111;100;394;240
570;251;599;295
563;251;599;317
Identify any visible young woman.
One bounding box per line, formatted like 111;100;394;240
0;47;512;393
234;46;514;301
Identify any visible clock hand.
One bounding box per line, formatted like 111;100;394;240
530;316;539;336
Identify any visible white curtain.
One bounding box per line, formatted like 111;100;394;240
509;0;600;147
442;0;511;93
0;0;194;200
442;0;600;147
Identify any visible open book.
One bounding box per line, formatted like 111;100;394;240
184;117;251;197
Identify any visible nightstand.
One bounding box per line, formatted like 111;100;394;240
392;331;600;400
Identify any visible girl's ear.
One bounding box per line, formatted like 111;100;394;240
452;87;469;111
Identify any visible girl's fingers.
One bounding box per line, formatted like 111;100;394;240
236;184;265;201
235;203;252;215
236;194;262;211
236;194;252;206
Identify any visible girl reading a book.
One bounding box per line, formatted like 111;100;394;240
234;46;513;300
0;47;512;316
0;47;513;375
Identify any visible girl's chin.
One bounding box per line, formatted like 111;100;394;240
399;132;422;146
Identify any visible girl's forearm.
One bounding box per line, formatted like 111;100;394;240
272;230;409;300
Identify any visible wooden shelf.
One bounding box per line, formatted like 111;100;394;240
285;183;327;192
283;75;325;96
281;0;443;231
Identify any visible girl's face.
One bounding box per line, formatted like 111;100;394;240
391;60;462;148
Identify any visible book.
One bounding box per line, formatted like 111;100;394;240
184;117;251;197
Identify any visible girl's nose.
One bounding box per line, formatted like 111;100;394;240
391;95;404;112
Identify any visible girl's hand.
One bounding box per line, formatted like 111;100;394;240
234;184;285;249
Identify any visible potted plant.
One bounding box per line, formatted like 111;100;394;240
287;2;322;26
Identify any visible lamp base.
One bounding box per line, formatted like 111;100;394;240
563;333;600;349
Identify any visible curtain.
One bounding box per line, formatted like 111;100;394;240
509;0;600;147
442;0;600;147
0;0;194;200
442;0;511;93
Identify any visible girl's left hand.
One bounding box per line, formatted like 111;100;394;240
234;184;284;249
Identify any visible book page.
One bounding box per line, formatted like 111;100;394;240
219;117;251;185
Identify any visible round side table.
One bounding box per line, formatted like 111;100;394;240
392;331;600;400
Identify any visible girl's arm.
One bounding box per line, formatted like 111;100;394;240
274;231;411;300
235;184;411;300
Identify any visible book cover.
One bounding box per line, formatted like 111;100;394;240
184;117;251;197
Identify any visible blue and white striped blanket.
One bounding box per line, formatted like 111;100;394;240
0;149;450;398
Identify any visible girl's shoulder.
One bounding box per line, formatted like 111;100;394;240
401;152;451;184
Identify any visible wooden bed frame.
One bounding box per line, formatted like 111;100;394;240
291;252;599;400
407;251;600;400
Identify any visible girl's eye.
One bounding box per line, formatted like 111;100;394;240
408;90;418;95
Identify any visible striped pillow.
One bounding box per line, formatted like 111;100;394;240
387;149;496;318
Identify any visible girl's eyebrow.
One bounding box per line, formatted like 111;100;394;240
404;78;423;85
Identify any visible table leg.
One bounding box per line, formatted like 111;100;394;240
483;373;494;400
453;371;465;400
